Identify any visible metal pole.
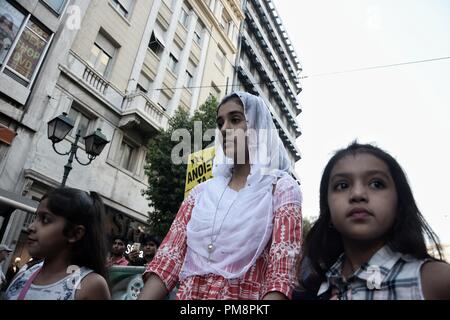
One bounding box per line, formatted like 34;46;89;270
225;77;229;95
0;196;37;213
61;130;81;187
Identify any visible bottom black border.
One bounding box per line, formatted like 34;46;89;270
0;300;446;319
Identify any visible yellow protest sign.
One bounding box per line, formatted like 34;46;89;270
184;146;215;198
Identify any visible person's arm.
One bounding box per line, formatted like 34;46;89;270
138;273;168;300
76;273;111;300
421;261;450;300
262;178;302;300
263;291;288;300
138;190;198;300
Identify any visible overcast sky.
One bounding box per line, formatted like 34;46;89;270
273;0;450;244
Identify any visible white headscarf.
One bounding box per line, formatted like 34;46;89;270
180;92;292;280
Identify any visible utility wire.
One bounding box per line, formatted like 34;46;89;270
299;56;450;79
49;54;450;103
154;55;450;91
154;79;282;91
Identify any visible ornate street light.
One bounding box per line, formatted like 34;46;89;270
47;112;74;143
47;112;109;187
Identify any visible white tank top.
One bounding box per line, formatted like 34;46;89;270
5;261;93;300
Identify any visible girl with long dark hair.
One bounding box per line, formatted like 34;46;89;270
299;142;450;300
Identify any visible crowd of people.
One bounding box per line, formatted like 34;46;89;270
106;234;160;268
0;91;449;300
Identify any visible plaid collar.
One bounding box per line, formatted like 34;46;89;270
318;245;406;296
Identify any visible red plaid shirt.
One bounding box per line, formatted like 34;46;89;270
144;178;302;300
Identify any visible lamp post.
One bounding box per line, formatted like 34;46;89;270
47;112;109;187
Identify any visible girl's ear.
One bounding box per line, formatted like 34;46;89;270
67;225;86;243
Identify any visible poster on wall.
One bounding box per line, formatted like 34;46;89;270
0;1;25;65
6;20;50;81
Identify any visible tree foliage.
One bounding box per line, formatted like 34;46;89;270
143;96;218;239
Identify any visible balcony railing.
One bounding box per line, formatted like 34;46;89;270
122;93;169;133
63;51;124;112
83;67;108;94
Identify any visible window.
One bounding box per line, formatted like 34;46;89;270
220;11;230;33
185;59;195;89
0;3;24;67
0;2;53;87
158;91;170;109
148;32;164;57
193;21;203;45
187;59;196;73
162;0;176;10
230;22;238;44
242;51;250;68
41;0;67;15
215;46;226;71
118;139;136;172
68;105;93;140
168;53;178;73
180;8;189;28
137;72;151;94
110;0;134;18
184;70;193;89
109;131;146;177
88;44;111;76
215;1;223;20
253;70;260;83
88;33;116;76
210;82;220;99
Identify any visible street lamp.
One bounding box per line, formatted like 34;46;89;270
47;112;109;187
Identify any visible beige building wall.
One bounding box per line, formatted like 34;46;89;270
134;0;243;117
196;0;243;105
71;0;154;92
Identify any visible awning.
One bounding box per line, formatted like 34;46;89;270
152;27;166;48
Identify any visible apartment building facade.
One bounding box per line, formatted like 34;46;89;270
0;0;303;273
0;0;91;272
127;0;243;118
0;0;243;270
234;0;302;175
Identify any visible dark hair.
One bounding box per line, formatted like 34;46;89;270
41;187;108;279
299;141;443;292
217;93;244;114
140;233;160;247
111;236;127;245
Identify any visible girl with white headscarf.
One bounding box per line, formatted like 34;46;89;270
139;92;302;300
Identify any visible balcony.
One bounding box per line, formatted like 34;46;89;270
143;49;160;79
174;24;187;48
238;65;300;159
242;32;298;123
62;51;124;113
190;41;201;65
180;88;192;109
158;1;171;29
163;70;177;97
120;93;169;137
